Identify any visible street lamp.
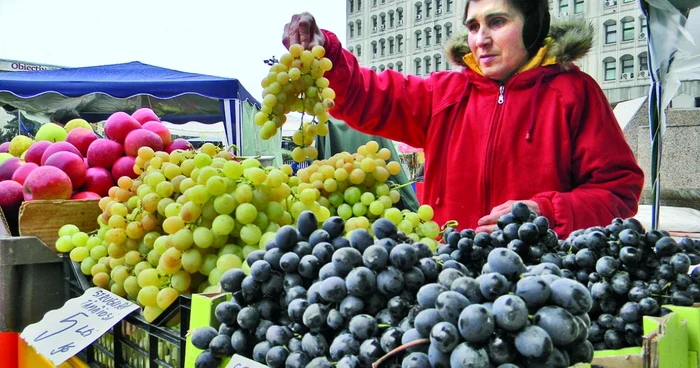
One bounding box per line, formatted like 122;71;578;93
263;56;279;66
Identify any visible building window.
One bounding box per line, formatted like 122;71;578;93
424;56;432;73
357;45;362;57
389;38;395;54
398;9;404;25
349;46;354;55
397;61;403;73
380;14;386;30
620;54;634;75
397;35;404;52
372;17;378;32
434;54;442;72
349;24;354;38
349;0;354;13
425;1;432;17
372;42;378;58
425;29;432;46
640;16;648;34
379;64;386;72
560;0;569;14
622;17;634;41
416;31;422;48
389;12;395;27
604;20;617;44
415;58;422;75
357;20;362;35
445;22;452;38
373;0;377;7
446;0;453;12
603;57;616;81
436;0;442;14
371;66;377;72
380;39;386;56
574;0;584;13
358;0;362;9
638;52;648;71
388;63;394;70
415;3;422;19
435;26;442;44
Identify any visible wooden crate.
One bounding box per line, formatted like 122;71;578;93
18;199;101;252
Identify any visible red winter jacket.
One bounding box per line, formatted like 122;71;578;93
320;22;644;238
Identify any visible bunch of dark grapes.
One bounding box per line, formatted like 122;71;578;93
190;211;443;368
552;218;700;350
393;248;594;367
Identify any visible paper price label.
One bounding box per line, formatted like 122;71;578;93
21;287;139;366
226;354;269;368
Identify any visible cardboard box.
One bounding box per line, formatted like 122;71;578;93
185;293;233;368
18;199;101;252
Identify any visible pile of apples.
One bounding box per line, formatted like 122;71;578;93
0;108;193;231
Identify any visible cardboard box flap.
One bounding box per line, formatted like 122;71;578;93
18;199;101;252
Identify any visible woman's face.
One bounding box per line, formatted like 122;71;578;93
465;0;529;83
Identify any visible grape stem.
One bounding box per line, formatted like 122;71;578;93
371;338;429;368
224;144;240;154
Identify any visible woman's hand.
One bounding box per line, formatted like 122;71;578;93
475;200;541;233
283;12;326;50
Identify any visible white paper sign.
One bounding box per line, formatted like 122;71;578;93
20;287;139;366
226;354;269;368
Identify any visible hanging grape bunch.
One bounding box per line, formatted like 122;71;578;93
256;44;336;163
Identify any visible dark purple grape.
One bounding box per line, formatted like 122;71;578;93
319;276;347;302
307;356;333;368
415;308;443;337
549;278;592;314
403;267;426;292
451;276;484;303
487;248;527;279
435;291;471;325
214;301;241;326
312;241;334;263
302;303;328;331
515;325;553;359
336;355;361;368
480;272;510;301
516;276;551;307
533;306;579;346
402;352;430;368
416;283;447;309
359;338;384;366
327;309;344;330
373;218;398;240
332;247;363;275
428;344;451;368
329;333;360;360
301;332;328;359
449;342;490;367
345;267;377;298
377;266;405;296
266;345;289;368
350;229;374;253
671;253;691;274
309;230;331;247
492;295;528;332
380;327;404;353
253;341;272;363
611;272;632;295
417;257;440;282
230;329;251;354
349;314;378;340
285;352;310;368
194;351;220;368
672;290;694;306
293;241;313;257
655;237;678;257
362;244;389;270
458;304;494;343
604;329;625;349
287;298;309;324
191;326;218;350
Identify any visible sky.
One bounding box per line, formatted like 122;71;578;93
0;0;347;102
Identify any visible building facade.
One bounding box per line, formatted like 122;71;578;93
345;0;700;106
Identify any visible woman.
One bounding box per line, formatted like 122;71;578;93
282;0;644;238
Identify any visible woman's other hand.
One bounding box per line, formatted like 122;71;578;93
283;12;326;50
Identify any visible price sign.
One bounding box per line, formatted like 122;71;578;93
21;287;139;366
226;354;269;368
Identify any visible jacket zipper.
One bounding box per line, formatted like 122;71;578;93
482;85;506;215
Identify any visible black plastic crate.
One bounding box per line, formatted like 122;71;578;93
63;255;191;368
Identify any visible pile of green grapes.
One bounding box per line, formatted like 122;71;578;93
55;141;437;322
255;44;336;163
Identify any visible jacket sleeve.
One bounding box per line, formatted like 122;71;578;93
531;75;644;238
321;30;432;149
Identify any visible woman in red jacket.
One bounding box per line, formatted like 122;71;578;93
282;0;644;238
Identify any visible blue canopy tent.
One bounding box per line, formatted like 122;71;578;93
0;61;261;151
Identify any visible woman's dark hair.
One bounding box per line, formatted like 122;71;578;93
463;0;551;57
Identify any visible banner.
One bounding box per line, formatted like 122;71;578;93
0;59;61;72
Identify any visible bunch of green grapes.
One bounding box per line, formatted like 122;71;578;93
57;142;297;322
284;140;441;250
255;44;335;163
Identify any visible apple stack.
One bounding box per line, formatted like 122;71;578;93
0;109;193;232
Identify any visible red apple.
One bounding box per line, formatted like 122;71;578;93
44;151;88;190
82;167;114;197
40;141;81;166
23;166;73;201
0;157;23;181
123;129;164;157
166;138;194;153
104;112;141;144
11;162;39;185
0;180;24;233
132;108;161;125
66;127;98;157
24;141;52;165
71;191;102;200
87;139;124;170
111;156;138;181
0;142;10;153
142;121;172;147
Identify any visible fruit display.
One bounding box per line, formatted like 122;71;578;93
255;44;336;163
189;205;596;368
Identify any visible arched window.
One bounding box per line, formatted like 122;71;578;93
424;27;432;46
397;34;404;52
379;64;386;72
434;53;442;72
397;7;404;25
638;51;648;73
356;20;362;36
380;12;386;30
620;54;634;76
621;16;635;41
371;40;378;58
371;66;378;72
424;0;432;18
397;60;404;73
603;56;616;81
388;36;395;54
387;62;395;70
445;22;453;38
414;57;422;75
348;23;355;38
349;0;354;13
356;45;362;57
424;55;432;73
372;15;378;33
380;38;386;56
388;9;395;27
639;15;648;38
415;2;423;20
603;19;617;44
434;24;443;44
348;46;354;55
415;30;422;48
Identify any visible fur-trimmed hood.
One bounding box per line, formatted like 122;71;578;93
445;19;594;70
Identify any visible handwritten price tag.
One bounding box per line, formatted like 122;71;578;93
226;354;269;368
21;287;139;366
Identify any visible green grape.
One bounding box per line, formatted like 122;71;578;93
157;197;175;216
153;235;169;255
55;235;75;253
193;227;214;248
265;201;284;222
234;184;253;203
172;228;194;251
375;183;390;197
417;205;434;222
337;203;353;220
187;185;211;205
360;192;375;206
213;194;236;215
124;275;141;295
384;208;403;225
143;306;164;323
208;267;224;286
216;254;242;272
104;228;126;244
235;203;258;225
212;215;235;235
193;153;213;168
328;191;344;207
138;268;161;288
343;187;362;205
218;244;237;256
200;254;218;276
165;202;184;218
241;158;261;169
171;270;192;293
71;232;89;248
254;212;269;231
223;160;244;179
245;168;267;186
125;250;143;266
58;224;80;237
242;244;258;259
138;285;160;307
198;166;219;186
90;245;107;260
422;220;440;239
201;199;218;220
156;287;180;310
240;224;262;245
405;212;421;228
352;202;367;217
146;172;166;188
70;247;89;262
389;189;401;204
369;201;385;216
398;220;414;234
155;181;174;198
206;176;227;196
147;249;161;267
134;261;153;275
144;231;160;248
86;236;102;250
182;248;203;273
